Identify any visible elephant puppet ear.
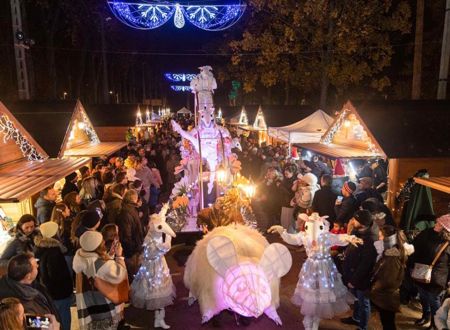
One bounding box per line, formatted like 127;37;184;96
259;243;292;280
207;236;238;277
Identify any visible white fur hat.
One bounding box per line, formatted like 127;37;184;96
298;173;318;186
39;221;59;238
80;231;103;252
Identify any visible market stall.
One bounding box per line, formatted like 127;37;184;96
298;100;450;213
238;106;268;145
0;101;90;222
4;100;126;160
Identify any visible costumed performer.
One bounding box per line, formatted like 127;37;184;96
131;204;176;329
268;212;362;330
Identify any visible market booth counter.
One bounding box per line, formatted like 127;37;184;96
298;100;450;217
0;101;91;223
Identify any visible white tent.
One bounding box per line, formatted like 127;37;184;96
177;107;192;115
268;109;333;144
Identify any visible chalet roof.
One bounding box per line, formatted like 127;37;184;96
222;105;318;128
86;104;141;127
352;100;450;158
4;101;76;158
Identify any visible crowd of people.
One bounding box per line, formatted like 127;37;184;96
0;118;448;330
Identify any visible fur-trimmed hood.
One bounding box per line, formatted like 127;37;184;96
34;236;67;254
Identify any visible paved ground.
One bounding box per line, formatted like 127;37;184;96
71;233;423;330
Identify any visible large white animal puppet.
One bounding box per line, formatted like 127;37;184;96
131;204;176;329
184;224;292;325
268;213;362;330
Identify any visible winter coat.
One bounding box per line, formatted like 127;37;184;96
61;181;79;199
117;202;144;258
0;229;39;262
373;166;387;194
291;182;319;210
72;249;127;327
105;192;123;224
411;228;450;294
34;236;73;300
61;216;76;256
0;276;60;320
355;188;383;208
370;247;406;312
343;226;378;291
35;197;56;224
435;298;450;330
334;195;357;225
311;186;337;222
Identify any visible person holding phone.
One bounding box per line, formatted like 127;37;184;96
335;181;357;226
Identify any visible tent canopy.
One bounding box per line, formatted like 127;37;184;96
268;109;333;144
177;107;191;114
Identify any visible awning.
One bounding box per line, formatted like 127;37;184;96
414;177;450;194
63;142;127;158
298;143;381;159
0;157;90;202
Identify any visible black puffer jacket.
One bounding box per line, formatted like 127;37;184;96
335;195;357;224
34;197;55;224
343;226;378;291
411;228;450;294
34;236;73;300
311;186;337;222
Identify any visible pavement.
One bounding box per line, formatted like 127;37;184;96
71;233;423;330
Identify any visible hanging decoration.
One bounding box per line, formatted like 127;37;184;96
171;85;192;92
0;115;46;161
321;108;349;145
164;73;197;82
107;1;246;31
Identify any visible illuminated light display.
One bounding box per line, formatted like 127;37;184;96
164;73;197;82
107;1;246;31
170;85;191;92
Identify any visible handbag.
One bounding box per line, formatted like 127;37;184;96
411;241;449;284
93;258;130;304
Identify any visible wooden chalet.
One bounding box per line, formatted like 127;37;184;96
298;100;450;213
0;102;90;221
3;100;126;160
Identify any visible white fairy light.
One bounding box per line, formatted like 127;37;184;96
0;114;46;161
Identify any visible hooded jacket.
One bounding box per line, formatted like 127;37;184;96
34;197;56;224
0;276;60;319
34;236;72;300
105;192;123;224
370;246;406;312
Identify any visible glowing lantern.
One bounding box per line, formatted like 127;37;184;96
243;184;256;199
216;165;227;184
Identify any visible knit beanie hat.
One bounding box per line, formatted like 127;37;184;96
80;210;100;229
79;231;103;252
39;221;59;238
354;209;373;227
437;214;450;232
343;181;356;194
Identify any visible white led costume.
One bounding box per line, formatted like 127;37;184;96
269;213;358;330
131;204;176;329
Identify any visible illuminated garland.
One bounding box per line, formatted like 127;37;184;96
79;110;100;144
164;73;197;82
0;115;46;161
171;85;191;92
107;1;246;31
320;108;349;145
238;107;248;126
253;107;267;130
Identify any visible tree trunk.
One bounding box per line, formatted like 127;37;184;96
100;18;109;104
75;38;88;98
412;0;424;99
437;0;450;99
